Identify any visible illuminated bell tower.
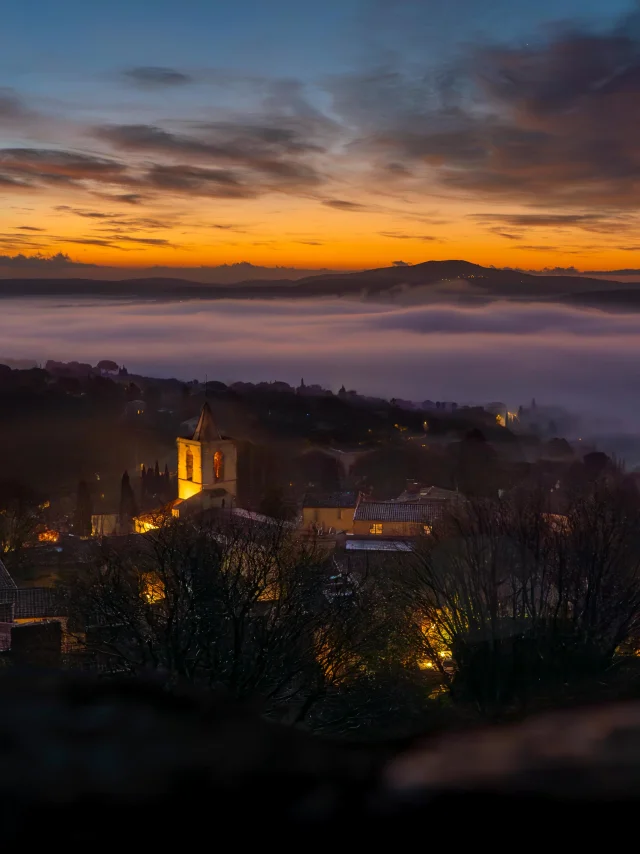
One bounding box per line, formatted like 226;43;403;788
177;402;238;503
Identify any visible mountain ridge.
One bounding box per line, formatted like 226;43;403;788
0;259;638;305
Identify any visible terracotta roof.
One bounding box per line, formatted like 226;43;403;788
354;501;445;523
303;491;359;509
192;402;221;442
0;587;64;619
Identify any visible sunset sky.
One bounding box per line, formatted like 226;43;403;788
1;0;639;275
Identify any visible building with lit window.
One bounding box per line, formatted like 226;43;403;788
302;491;360;534
352;500;445;538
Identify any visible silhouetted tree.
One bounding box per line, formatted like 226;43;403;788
0;480;41;570
97;360;118;373
259;487;294;521
119;471;138;530
74;480;93;538
400;482;640;716
63;516;387;729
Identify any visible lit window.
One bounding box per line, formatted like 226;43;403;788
370;523;382;535
185;448;194;481
213;450;224;482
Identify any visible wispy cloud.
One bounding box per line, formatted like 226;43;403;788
122;67;193;87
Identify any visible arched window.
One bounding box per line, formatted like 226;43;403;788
213;450;224;482
185;448;193;481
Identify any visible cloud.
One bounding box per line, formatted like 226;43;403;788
517;245;566;252
110;193;145;205
0;148;127;189
14;226;44;232
370;302;640;338
63;237;127;249
97;235;177;247
491;231;521;240
327;12;640;208
380;231;439;241
322;199;368;211
54;206;120;219
0;255;343;281
122;67;193;87
0;252;96;268
0;90;32;122
144;164;252;197
94;119;326;191
392;260;411;266
471;213;632;234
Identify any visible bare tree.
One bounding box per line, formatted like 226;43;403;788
0;480;41;571
63;515;381;726
399;480;640;714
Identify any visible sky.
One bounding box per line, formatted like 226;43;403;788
1;0;640;274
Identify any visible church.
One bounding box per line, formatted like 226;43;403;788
172;402;238;518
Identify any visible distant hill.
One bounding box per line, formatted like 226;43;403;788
1;259;639;305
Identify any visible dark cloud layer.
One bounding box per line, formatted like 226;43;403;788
2;10;640;233
328;12;640;208
0;148;127;190
94;118;327;192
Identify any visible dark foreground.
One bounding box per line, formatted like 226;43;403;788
2;671;640;840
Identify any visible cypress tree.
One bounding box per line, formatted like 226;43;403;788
119;470;138;528
74;480;93;538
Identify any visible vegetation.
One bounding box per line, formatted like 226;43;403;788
60;474;640;738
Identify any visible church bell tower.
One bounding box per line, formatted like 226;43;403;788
177;402;237;506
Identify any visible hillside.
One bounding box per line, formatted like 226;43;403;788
0;260;638;304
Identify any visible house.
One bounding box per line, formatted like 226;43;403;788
0;557;67;652
352;500;445;537
302;491;360;533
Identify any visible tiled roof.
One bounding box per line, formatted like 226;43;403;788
303;491;359;509
396;486;460;502
0;587;64;619
354;501;445;523
0;559;17;590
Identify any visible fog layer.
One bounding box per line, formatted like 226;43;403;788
4;297;640;426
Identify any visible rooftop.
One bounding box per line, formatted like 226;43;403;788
354;501;446;523
303;491;359;509
395;485;460;502
192;402;222;442
0;558;17;590
0;587;64;619
346;539;413;552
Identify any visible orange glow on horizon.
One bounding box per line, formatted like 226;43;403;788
1;190;636;274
